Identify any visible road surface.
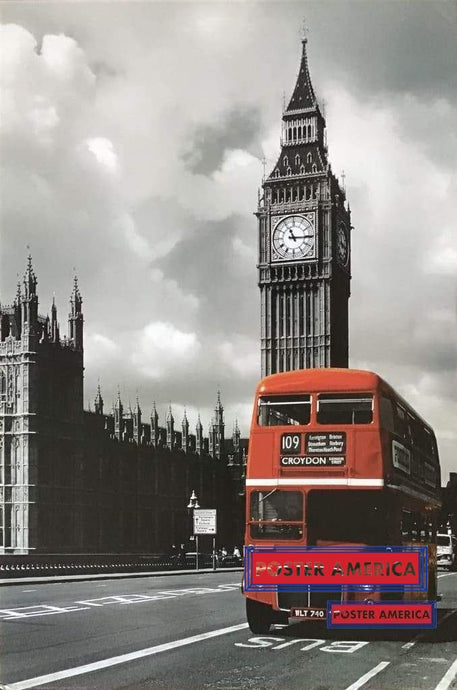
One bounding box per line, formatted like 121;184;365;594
1;569;456;689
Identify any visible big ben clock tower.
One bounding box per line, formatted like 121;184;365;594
258;35;351;376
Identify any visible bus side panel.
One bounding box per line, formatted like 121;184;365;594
247;430;275;478
354;429;383;478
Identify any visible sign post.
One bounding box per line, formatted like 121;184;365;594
193;509;217;571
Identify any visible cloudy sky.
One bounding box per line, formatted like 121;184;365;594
1;0;456;481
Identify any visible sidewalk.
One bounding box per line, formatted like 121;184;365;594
0;567;243;586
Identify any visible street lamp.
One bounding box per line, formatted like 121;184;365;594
187;490;200;570
187;490;200;511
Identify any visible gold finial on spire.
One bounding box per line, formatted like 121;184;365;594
301;18;309;42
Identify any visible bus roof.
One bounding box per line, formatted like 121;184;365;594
257;368;380;395
256;368;433;431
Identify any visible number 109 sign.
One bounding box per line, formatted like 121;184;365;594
281;433;301;455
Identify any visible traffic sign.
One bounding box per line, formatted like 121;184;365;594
193;509;217;535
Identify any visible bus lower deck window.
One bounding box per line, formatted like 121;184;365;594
249;490;303;541
317;393;373;424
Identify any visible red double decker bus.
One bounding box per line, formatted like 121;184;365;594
243;368;441;633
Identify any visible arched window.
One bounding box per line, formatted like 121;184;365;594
283;156;288;168
274;169;280;178
295;154;300;166
308;124;312;138
286;167;292;176
293;127;297;140
0;370;5;399
312;163;317;173
300;165;305;174
307;153;312;164
298;126;302;139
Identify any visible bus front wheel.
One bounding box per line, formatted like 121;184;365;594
246;597;273;634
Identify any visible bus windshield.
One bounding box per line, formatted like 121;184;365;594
317;393;373;424
258;395;311;426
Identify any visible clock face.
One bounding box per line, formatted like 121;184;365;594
337;222;349;265
272;215;316;261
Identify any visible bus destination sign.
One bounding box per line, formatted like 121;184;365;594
280;432;346;467
280;455;346;467
306;432;346;454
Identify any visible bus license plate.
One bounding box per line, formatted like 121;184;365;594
290;607;326;620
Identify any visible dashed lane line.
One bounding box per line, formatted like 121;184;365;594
401;641;416;649
344;661;390;690
434;658;457;690
1;622;249;690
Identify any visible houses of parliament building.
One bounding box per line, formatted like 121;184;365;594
0;259;245;553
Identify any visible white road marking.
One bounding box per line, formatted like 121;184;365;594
2;622;249;690
344;661;390;690
434;658;457;690
402;641;417;649
0;584;240;621
437;572;457;579
21;590;36;593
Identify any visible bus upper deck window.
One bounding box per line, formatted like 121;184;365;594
317;393;373;424
258;395;311;426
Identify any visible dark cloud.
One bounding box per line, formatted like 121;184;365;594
182;107;263;175
310;0;457;104
157;214;258;337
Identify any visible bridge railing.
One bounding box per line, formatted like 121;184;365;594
0;553;242;578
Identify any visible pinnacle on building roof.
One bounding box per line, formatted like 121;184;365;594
285;35;317;113
23;254;37;294
134;396;141;415
196;413;203;431
215;389;223;413
114;388;123;410
95;384;103;407
70;274;82;312
166;404;174;423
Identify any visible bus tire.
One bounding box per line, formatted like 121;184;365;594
246;598;273;634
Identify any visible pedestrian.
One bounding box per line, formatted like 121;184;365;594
233;546;241;558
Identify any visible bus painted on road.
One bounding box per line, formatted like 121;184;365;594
243;368;441;633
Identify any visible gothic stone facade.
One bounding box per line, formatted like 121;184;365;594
258;37;352;376
0;260;244;554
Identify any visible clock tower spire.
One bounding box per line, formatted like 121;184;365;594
258;33;351;375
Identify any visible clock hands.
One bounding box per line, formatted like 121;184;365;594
287;230;314;241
